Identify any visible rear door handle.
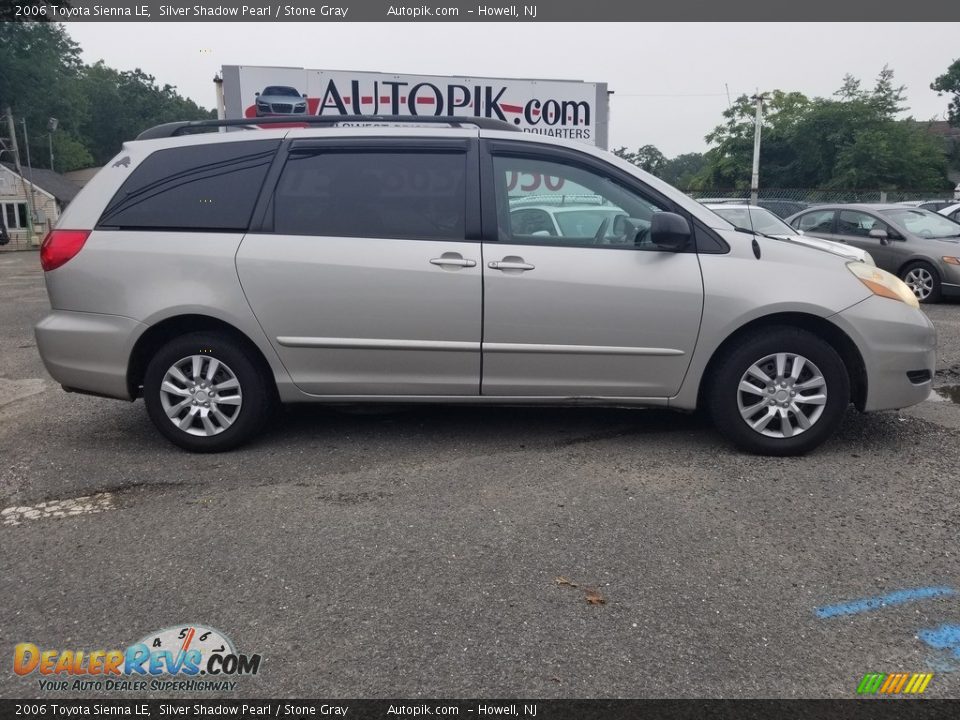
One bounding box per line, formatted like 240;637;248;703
488;259;535;271
430;253;477;269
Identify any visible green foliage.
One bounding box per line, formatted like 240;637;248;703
0;23;213;172
931;58;960;128
659;153;708;190
78;62;215;166
694;66;949;192
613;144;666;175
613;145;706;191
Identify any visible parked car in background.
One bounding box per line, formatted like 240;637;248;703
509;199;636;240
786;204;960;303
938;202;960;223
695;197;809;219
703;204;873;264
756;199;809;219
917;200;955;213
255;86;308;117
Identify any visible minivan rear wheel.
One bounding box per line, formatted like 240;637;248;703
144;332;272;452
707;327;850;456
900;262;941;303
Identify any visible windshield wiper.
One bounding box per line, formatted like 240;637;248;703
731;226;783;242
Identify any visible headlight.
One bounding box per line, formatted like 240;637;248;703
847;261;919;309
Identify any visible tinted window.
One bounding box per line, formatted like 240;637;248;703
494;155;665;249
99;140;280;231
273;151;466;240
794;209;834;233
837;210;888;238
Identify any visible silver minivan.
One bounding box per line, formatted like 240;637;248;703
35;117;935;455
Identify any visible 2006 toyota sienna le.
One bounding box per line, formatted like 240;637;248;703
35;116;936;455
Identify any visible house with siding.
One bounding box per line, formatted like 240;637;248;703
0;162;81;251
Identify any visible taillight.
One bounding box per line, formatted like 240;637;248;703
40;230;91;271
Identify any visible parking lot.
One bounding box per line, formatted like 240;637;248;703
2;248;960;698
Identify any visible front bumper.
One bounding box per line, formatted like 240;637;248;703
35;311;146;401
831;295;936;412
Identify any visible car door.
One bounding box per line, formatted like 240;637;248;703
479;141;704;398
236;137;483;396
833;209;899;271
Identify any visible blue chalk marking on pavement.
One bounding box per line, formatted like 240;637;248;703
814;587;956;619
919;625;960;659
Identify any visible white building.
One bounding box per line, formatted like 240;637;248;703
0;163;81;251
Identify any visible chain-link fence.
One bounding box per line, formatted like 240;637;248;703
688;188;956;204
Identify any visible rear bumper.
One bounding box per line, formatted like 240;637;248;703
34;311;146;401
831;296;936;412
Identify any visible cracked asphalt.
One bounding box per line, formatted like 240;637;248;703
1;249;959;699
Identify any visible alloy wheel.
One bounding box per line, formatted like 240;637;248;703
903;267;934;301
159;355;243;437
737;352;827;439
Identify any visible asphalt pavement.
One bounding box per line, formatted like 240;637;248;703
2;249;959;699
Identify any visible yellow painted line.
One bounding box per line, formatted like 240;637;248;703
917;673;934;694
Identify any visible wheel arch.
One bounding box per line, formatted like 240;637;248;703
695;312;867;412
127;314;278;401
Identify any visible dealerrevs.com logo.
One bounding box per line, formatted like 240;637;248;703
13;625;262;692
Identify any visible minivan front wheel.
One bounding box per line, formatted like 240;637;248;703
708;328;850;456
144;332;272;452
900;262;941;303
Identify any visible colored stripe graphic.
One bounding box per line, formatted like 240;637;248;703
814;587;956;618
857;673;933;694
857;673;885;694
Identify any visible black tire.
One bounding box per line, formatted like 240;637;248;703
899;261;942;304
707;327;850;456
143;332;273;452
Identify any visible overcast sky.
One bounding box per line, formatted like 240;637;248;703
66;22;959;156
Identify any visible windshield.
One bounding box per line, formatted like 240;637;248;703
711;206;795;235
262;86;301;97
879;208;960;239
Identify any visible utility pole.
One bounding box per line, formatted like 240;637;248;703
20;118;38;238
4;108;36;239
48;117;58;172
749;92;766;206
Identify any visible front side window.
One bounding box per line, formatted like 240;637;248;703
273;150;466;240
793;210;835;233
493;156;666;249
837;210;889;238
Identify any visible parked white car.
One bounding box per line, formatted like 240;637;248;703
938;202;960;223
702;204;874;265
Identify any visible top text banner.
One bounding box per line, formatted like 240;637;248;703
7;0;958;21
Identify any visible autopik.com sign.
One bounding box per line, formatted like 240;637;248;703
220;66;610;148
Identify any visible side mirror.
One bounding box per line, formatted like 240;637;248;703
255;92;260;97
869;228;889;244
302;93;308;99
648;212;691;251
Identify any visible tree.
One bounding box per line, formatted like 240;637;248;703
659;153;707;190
0;23;214;172
0;22;93;170
77;63;215;166
613;144;666;175
932;58;960;127
694;67;949;192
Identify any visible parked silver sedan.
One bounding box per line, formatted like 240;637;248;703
787;204;960;303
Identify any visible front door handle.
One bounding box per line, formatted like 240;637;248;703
430;252;477;269
488;258;535;271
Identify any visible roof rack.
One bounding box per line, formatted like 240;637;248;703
136;115;521;140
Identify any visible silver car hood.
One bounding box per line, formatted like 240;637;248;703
770;233;873;264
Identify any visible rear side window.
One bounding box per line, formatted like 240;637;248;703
272;150;466;240
98;140;280;231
